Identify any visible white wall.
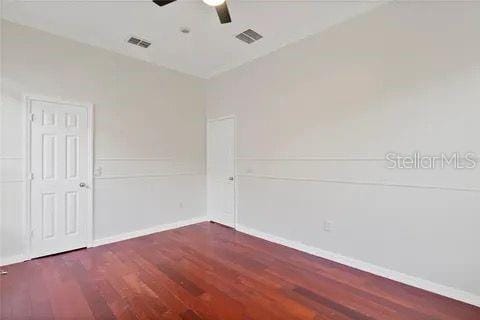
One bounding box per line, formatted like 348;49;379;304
206;1;480;298
0;20;206;264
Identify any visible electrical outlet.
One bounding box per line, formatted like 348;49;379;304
324;220;333;232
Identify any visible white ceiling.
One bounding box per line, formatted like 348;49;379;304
2;0;383;78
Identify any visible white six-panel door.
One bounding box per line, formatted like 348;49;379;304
207;117;235;228
30;99;90;258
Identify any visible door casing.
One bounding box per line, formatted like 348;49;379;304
24;95;94;260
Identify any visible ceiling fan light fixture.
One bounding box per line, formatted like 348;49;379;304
153;0;232;24
202;0;225;7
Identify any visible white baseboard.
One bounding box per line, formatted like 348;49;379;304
0;254;27;267
92;216;207;247
236;224;480;308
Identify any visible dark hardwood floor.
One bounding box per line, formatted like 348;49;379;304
1;222;479;319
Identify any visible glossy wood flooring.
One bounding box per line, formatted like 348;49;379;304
1;222;479;319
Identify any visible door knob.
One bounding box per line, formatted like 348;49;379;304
79;182;87;188
228;176;234;181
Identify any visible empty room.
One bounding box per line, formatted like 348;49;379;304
1;0;479;319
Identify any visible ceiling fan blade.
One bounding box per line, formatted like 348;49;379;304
215;1;232;24
152;0;177;7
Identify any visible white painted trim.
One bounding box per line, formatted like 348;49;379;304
96;157;173;161
233;117;239;229
92;216;207;247
238;174;480;193
207;115;235;122
236;224;480;308
237;156;479;162
24;95;95;258
0;156;24;160
0;254;27;267
95;173;203;180
0;179;25;183
237;157;385;161
86;99;95;248
24;96;32;260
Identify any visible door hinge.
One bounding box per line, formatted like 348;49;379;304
29;113;35;122
30;229;34;239
28;172;34;180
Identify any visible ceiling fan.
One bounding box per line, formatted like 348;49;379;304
153;0;232;24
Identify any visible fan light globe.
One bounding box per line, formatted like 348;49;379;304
202;0;225;6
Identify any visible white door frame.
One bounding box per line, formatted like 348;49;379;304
206;115;237;228
24;95;94;260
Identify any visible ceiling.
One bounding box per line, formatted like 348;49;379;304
2;0;383;78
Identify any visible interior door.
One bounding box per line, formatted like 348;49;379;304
30;99;89;258
207;117;235;228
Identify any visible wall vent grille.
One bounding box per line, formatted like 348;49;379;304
235;29;263;44
127;36;151;48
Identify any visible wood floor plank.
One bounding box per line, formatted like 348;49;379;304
1;222;478;320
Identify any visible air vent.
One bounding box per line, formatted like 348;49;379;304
138;41;151;48
127;36;151;48
236;33;254;44
128;37;141;45
243;29;263;41
235;29;263;44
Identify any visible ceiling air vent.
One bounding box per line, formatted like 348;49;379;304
127;36;151;48
235;29;263;44
138;40;151;48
